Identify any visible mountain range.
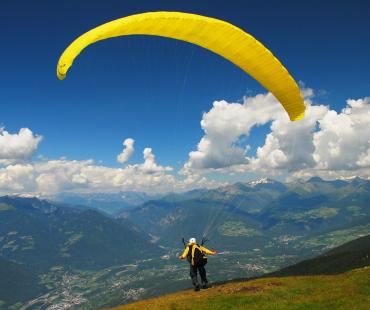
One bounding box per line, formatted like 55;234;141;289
0;196;162;272
54;191;162;215
119;177;370;255
0;177;369;309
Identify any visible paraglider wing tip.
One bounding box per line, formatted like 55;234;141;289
57;73;66;80
293;110;305;121
57;63;67;80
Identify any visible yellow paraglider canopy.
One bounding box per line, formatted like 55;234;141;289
57;11;305;121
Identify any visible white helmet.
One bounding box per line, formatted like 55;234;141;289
189;237;196;244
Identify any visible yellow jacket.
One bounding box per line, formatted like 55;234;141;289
180;243;215;265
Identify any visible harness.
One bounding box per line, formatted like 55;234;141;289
187;244;207;266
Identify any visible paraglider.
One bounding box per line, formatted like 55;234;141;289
179;237;217;291
56;11;305;121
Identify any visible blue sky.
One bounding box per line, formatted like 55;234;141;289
0;1;369;194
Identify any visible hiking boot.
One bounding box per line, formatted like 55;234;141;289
194;284;200;291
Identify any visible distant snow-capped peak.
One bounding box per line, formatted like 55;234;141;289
338;175;361;181
9;193;41;199
248;178;275;187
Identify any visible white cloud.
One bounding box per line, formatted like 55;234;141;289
357;144;370;167
183;93;284;172
183;93;370;180
313;97;370;171
139;148;172;174
0;123;221;195
251;103;328;172
0;128;42;164
117;138;135;164
1;92;368;196
32;149;174;195
0;164;36;193
0;147;220;196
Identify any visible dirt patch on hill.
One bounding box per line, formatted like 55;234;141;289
215;281;282;295
236;286;263;293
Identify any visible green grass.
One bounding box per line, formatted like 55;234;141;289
112;268;370;310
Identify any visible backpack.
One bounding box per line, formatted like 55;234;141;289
188;244;208;266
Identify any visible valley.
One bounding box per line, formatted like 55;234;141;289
0;177;369;309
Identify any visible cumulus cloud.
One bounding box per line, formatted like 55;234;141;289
183;93;284;172
313;98;370;171
0;124;220;196
1;92;368;196
183;92;370;180
357;144;370;167
251;103;328;172
0;146;219;196
0;128;42;164
117;138;135;164
139;148;172;174
34;148;173;195
292;97;370;179
0;164;36;193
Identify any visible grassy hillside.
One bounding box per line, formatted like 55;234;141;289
110;268;370;310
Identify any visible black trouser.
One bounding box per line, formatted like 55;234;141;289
190;263;207;286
